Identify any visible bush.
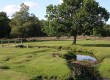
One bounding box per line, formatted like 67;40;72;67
15;44;25;48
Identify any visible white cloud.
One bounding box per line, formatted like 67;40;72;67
2;5;20;18
24;1;38;8
59;0;63;3
1;1;38;18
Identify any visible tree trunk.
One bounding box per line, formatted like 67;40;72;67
72;35;77;45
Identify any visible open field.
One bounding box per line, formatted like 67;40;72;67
21;40;110;59
0;47;72;80
0;39;110;79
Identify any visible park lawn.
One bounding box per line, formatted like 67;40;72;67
98;58;110;79
0;47;71;80
76;40;110;59
24;40;110;79
24;40;72;46
77;40;110;79
23;40;110;60
0;39;110;79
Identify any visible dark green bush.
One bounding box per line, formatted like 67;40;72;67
15;44;25;48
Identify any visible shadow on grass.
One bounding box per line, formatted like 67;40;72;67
64;51;76;60
79;44;110;47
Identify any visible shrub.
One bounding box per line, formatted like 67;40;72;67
15;44;25;48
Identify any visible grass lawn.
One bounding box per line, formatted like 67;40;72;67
24;40;110;79
0;39;110;79
22;40;110;60
0;47;71;80
99;58;110;79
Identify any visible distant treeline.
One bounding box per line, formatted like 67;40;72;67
0;3;47;38
0;3;110;39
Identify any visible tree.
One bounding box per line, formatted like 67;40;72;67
0;12;11;38
10;3;29;37
10;3;43;38
45;0;110;44
98;24;110;37
21;14;44;37
43;5;66;38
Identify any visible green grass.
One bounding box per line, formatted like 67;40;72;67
0;39;110;79
74;40;110;59
22;40;110;60
0;47;71;80
99;58;110;79
23;40;110;79
0;70;30;80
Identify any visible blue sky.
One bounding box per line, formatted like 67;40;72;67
0;0;110;24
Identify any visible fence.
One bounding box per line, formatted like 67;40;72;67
0;40;23;47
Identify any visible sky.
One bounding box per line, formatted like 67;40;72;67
0;0;110;24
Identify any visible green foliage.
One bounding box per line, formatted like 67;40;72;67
43;5;65;37
98;24;110;37
10;3;43;38
0;12;11;38
45;0;110;44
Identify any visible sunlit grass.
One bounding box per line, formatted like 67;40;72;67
0;39;110;79
0;70;30;80
99;58;110;79
0;47;71;80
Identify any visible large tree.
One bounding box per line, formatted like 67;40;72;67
0;12;11;38
45;0;110;44
10;3;42;38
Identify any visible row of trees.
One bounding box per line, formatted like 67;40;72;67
0;3;46;38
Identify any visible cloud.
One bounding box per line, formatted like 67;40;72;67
24;1;38;8
2;5;20;18
59;0;63;3
1;1;38;18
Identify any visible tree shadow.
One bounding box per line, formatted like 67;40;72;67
64;51;76;60
79;44;110;47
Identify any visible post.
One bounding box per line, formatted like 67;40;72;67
21;40;23;45
27;45;29;48
1;41;3;47
8;40;10;46
15;41;17;46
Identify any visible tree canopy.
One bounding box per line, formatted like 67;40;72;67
0;12;11;38
10;3;43;38
44;0;110;44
